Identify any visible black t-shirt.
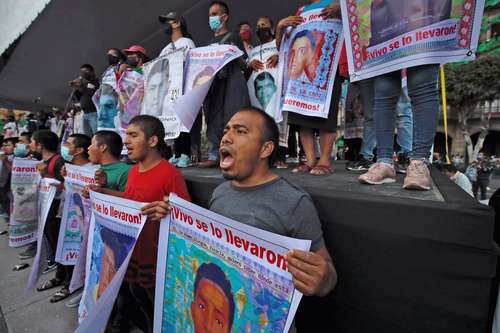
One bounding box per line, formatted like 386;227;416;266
207;32;247;60
75;78;100;113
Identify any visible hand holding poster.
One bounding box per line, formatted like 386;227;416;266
56;164;99;266
170;45;244;131
76;191;146;332
341;0;486;81
9;158;41;247
248;40;282;122
142;48;186;140
278;8;344;118
26;178;59;291
154;194;310;333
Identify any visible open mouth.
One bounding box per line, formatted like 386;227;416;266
219;147;235;170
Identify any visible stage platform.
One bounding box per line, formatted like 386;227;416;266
181;161;497;333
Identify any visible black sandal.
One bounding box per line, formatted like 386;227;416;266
37;278;63;292
50;286;71;303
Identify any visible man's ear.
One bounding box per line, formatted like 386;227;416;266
148;135;159;149
260;141;275;160
99;144;108;154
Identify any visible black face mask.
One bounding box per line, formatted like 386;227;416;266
31;151;42;160
126;58;139;68
107;54;120;65
164;24;173;36
256;27;273;43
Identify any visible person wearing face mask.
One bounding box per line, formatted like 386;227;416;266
197;1;250;168
238;21;253;57
158;12;197;168
61;134;92;166
71;64;100;137
122;45;148;74
14;132;32;158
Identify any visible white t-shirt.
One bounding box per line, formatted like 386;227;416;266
159;37;196;58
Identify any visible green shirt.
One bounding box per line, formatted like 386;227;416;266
100;162;132;192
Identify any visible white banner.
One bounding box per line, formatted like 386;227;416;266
9;158;41;247
76;191;146;332
278;8;344;118
26;178;59;291
55;164;99;265
142;48;186;140
154;194;310;333
248;40;282;122
340;0;486;81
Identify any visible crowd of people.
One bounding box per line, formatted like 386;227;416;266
0;0;496;331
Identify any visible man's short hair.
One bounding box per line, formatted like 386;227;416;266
99;227;135;268
442;163;458;174
20;132;32;141
80;64;95;72
209;1;229;15
32;130;59;153
238;107;279;167
194;262;235;329
238;21;251;29
69;134;91;158
254;72;275;91
3;137;18;145
94;130;123;159
293;30;317;50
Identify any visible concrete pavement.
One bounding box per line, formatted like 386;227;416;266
0;224;78;333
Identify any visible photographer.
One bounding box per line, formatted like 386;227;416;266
70;64;99;137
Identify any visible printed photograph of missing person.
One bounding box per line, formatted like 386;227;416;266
287;29;325;85
89;224;135;301
253;72;277;111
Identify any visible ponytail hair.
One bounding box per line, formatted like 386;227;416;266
128;115;170;160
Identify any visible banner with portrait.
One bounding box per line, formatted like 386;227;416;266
93;66;120;133
115;69;144;138
154;195;310;333
278;8;344;118
26;178;59;291
9;158;41;247
248;40;282;123
340;0;486;81
142;48;186;140
76;191;146;333
170;45;244;131
55;164;98;266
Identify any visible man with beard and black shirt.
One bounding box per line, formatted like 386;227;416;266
197;1;250;168
71;64;100;137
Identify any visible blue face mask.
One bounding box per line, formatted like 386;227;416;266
14;144;28;157
61;145;74;162
209;15;222;32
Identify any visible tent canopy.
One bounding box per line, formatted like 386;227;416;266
0;0;303;111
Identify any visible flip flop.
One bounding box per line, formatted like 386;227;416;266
50;286;71;303
291;164;314;174
310;165;335;176
12;263;29;271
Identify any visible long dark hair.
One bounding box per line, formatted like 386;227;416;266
129;115;169;159
178;16;193;41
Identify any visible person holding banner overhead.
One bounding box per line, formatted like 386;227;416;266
158;11;196;168
197;1;250;168
276;0;348;176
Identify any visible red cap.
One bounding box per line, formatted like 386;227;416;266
123;45;147;55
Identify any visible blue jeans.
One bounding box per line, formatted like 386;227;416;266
83;112;97;137
373;65;439;164
359;80;413;159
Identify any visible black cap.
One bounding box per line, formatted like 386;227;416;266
159;12;179;24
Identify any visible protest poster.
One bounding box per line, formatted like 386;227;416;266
26;178;59;291
169;45;244;131
55;164;99;266
340;0;486;81
142;48;186;140
93;66;120;133
9;158;41;247
154;194;310;333
278;7;344;119
114;69;144;139
248;40;282;123
76;191;146;332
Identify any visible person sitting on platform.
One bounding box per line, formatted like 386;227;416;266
442;163;473;197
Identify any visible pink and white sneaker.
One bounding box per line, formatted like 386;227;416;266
358;162;396;185
403;160;432;191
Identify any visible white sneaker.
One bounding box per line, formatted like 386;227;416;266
403;160;432;191
358;162;396;185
